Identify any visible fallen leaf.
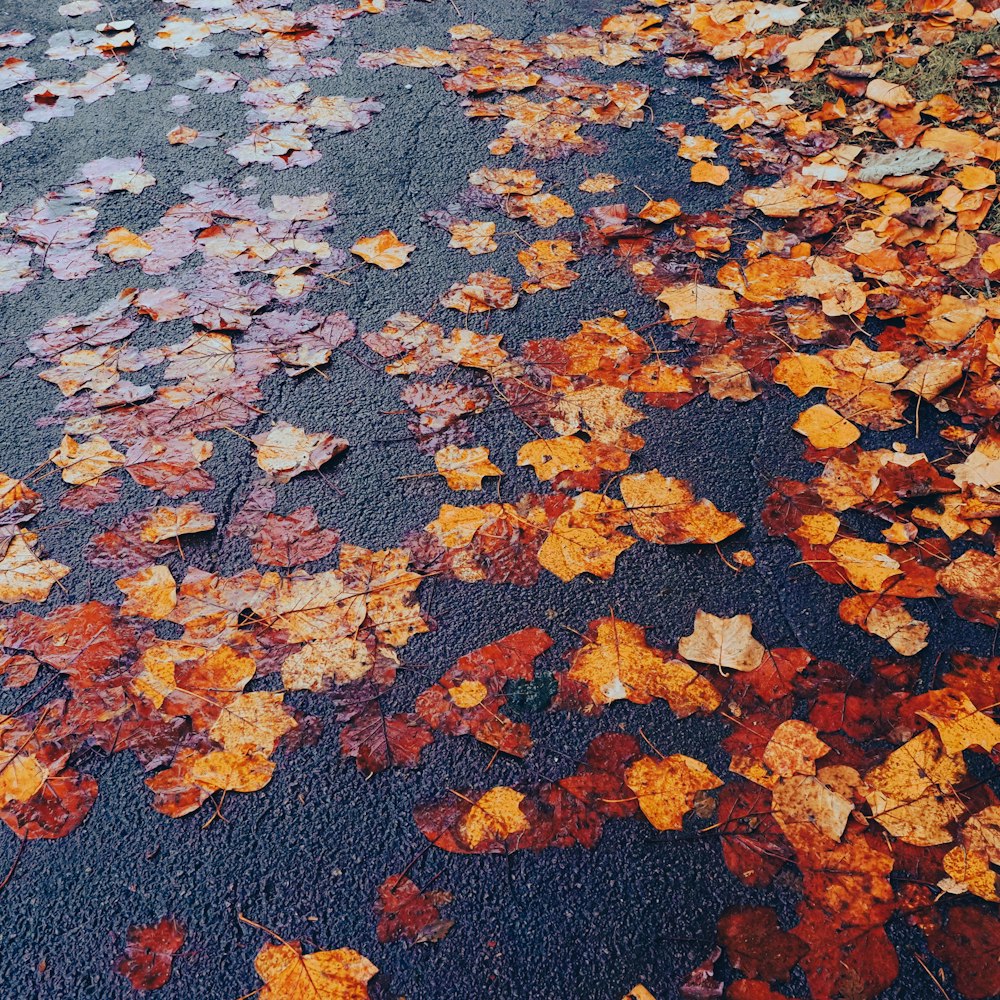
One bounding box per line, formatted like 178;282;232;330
350;230;415;270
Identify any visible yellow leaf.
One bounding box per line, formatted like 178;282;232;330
209;691;297;756
281;637;377;692
690;161;730;186
255;940;378;1000
915;688;1000;754
793;404;860;450
624;988;657;1000
96;226;152;262
637;199;681;224
828;537;901;591
772;773;854;844
252;422;347;483
762;720;830;778
537;492;635;582
517;436;629;482
839;594;929;656
139;504;216;543
866;78;915;109
189;748;275;794
116;565;177;619
563;617;720;715
620;469;743;545
350;229;415;269
578;173;621;192
657;283;736;323
625;754;722;830
460;786;530;848
49;434;126;485
0;529;70;604
864;730;966;846
448;220;497;255
0;750;47;803
773;353;838;397
434;445;502;490
692;354;759;402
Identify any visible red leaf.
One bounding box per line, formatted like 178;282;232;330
249;508;340;567
717;906;806;983
115;918;185;991
926;906;1000;1000
340;703;432;774
375;873;453;945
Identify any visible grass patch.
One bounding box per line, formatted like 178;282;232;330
790;4;1000;114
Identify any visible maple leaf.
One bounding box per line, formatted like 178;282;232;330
209;692;297;758
657;283;736;323
448;220;497;255
439;271;518;313
839;593;928;656
281;637;381;693
913;687;1000;754
115;918;185;992
864;729;966;846
375;874;454;945
518;239;580;293
638;199;680;224
793;404;860;450
350;230;415;269
771;771;854;845
0;472;42;529
678;612;765;673
625;754;722;831
459;785;531;848
579;173;620;193
50;434;126;485
97;227;152;263
691;161;729;186
828;538;902;592
507;192;575;228
254;940;378;1000
518;435;629;488
139;503;216;543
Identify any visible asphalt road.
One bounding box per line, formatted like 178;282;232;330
0;1;986;998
